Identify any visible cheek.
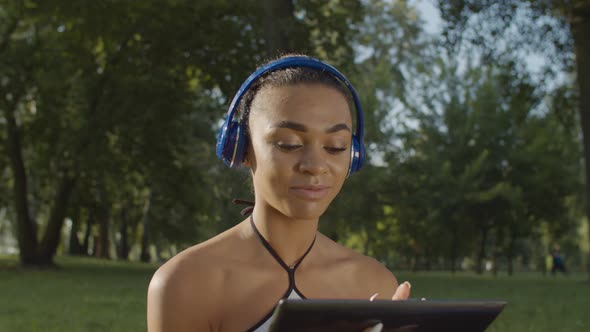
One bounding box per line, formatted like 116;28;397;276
249;139;293;175
331;152;352;175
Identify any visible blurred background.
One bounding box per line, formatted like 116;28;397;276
1;0;589;331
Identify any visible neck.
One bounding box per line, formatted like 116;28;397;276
249;204;319;268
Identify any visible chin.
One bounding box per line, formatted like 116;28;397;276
281;201;331;221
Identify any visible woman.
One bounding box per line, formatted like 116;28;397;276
147;55;411;332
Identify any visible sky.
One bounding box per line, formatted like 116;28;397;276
411;0;558;81
412;0;442;35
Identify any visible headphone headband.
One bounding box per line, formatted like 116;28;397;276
217;56;365;174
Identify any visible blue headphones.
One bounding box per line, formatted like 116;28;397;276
216;56;365;176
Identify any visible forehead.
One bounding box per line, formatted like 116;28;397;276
248;83;353;129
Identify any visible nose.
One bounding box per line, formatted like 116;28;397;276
297;144;328;175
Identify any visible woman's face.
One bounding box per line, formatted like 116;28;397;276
247;83;353;220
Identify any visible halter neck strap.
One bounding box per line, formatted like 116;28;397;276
249;215;316;271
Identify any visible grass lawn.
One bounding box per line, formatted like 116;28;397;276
1;255;589;331
0;256;158;332
395;271;590;332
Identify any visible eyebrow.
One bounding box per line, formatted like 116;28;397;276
273;121;351;133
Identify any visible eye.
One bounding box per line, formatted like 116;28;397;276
276;143;303;152
325;146;347;154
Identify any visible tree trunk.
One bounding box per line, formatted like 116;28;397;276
92;235;98;257
262;0;304;57
68;203;83;255
507;251;513;276
424;248;432;271
95;205;111;259
0;9;21;55
476;226;488;274
363;227;371;256
450;228;458;274
492;248;499;276
570;3;590;281
82;208;94;255
140;192;152;263
3;70;77;266
117;206;129;260
38;176;76;265
405;255;412;271
4;103;38;266
507;231;517;276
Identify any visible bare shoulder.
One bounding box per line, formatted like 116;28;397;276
317;233;400;299
147;228;238;332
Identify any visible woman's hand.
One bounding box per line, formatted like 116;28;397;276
369;281;412;302
391;281;411;300
363;282;413;332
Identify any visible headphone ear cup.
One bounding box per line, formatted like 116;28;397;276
217;120;248;167
232;124;248;167
348;135;365;175
216;120;230;165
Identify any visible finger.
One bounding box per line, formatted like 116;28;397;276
392;281;411;300
362;323;383;332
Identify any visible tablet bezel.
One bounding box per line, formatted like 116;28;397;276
268;299;507;332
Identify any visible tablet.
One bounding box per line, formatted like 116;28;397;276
267;299;506;332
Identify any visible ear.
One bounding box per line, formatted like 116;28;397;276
242;145;255;169
242;152;251;167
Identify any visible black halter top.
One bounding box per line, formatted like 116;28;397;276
246;215;316;332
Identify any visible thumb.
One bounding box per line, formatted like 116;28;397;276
392;281;411;300
362;323;383;332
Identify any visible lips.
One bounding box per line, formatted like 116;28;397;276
290;185;331;200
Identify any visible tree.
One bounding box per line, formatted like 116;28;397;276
320;0;430;260
386;50;581;274
0;0;266;266
1;0;374;266
437;0;590;277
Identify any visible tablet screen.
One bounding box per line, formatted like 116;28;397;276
267;299;506;332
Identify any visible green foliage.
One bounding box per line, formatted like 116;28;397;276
435;0;590;277
0;0;369;264
0;0;585;273
437;0;574;70
0;0;268;262
322;0;429;250
384;53;582;271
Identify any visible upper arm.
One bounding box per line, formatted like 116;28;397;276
360;258;399;299
147;262;217;332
